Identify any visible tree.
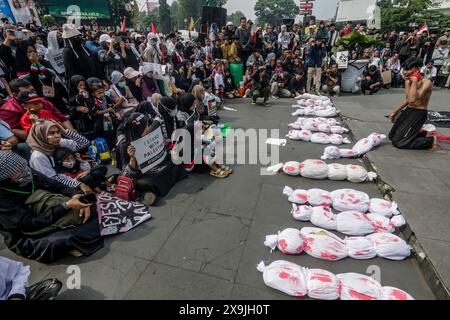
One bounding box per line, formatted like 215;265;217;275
227;10;246;26
254;0;298;27
140;8;160;32
379;0;450;31
159;0;172;33
170;1;184;31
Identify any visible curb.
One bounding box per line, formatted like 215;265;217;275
341;115;450;300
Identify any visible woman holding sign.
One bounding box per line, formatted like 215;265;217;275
116;113;187;206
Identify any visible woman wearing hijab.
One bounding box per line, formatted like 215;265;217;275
62;24;97;81
16;41;70;115
156;96;178;142
27;120;92;192
116;112;187;206
108;70;139;117
140;64;161;101
0;150;103;262
150;93;163;116
176;93;232;178
142;33;162;64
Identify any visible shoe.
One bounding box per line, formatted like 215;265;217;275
272;95;279;99
263;102;271;107
252;101;256;105
143;192;157;206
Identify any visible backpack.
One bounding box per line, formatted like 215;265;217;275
88;137;112;165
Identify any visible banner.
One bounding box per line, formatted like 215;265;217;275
336;51;349;69
45;48;65;75
131;125;167;174
142;62;164;80
206;98;217;117
46;0;111;21
96;194;151;236
0;0;15;23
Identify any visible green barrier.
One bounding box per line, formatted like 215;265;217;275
229;63;243;87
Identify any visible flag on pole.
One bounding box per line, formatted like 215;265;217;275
151;21;157;34
418;23;428;35
121;16;127;33
188;17;195;32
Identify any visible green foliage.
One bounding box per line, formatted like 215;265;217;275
159;0;172;33
379;0;450;32
254;0;298;27
40;15;56;29
336;31;385;58
227;11;246;26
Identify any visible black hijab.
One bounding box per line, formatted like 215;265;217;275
178;93;195;114
54;147;81;175
69;75;86;98
15;40;32;73
124;112;150;143
158;96;177;139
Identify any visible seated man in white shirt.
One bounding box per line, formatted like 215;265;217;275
420;60;438;85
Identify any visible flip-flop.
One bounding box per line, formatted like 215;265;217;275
219;164;233;174
210;169;228;178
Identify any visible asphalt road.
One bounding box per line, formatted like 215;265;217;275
0;95;435;300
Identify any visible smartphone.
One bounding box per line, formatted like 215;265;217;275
79;193;96;204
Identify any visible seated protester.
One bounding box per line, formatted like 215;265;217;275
289;71;305;98
140;65;161;102
190;61;206;83
15;41;69;115
27;120;93;193
68;75;95;140
175;93;231;178
191;84;209;121
155;96;179;143
124;67;143;102
0;79;72;142
224;68;239;98
172;66;191;93
271;72;293;99
123;37;141;71
97;34;126;80
203;84;221;122
274;59;284;74
385;53;402;88
162;64;185;99
213;64;225;102
246;50;264;68
19;92;60;134
251;65;272;106
116;113;187;206
150;93;163;118
361;65;383;95
108;70;139;117
322;63;341;97
84;78;120;149
171;42;186;71
53;147;109;193
420;60;438;85
0;256;62;300
0;151;104;262
211;39;223;60
0;118;31;161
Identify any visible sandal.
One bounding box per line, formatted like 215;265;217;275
210;169;229;178
219;164;233;174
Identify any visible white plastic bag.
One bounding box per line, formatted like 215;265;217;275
283;186;308;204
311;206;338;230
352;133;387;156
331;189;370;212
288;122;302;130
257;260;308;297
330;126;349;134
318;123;332;133
321;146;342;160
302;119;320;131
337;273;383;300
307;188;332;207
345;236;377;260
301;228;348;261
306;269;340;300
336;211;376;236
367;214;396;233
391;215;406;228
292;109;305;117
292;204;313;221
366;233;411;260
311;133;330;144
315;107;338;118
300;160;329;180
264;228;305;255
283;161;301;176
347;164;372;183
329;134;351;145
369;199;400;218
328;164;348;181
382;287;415;300
287;130;311;141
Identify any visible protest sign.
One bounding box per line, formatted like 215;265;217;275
131;126;167;173
46;48;66;75
336;51;349;69
142;62;164;80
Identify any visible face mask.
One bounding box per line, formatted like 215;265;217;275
62;159;76;169
81;91;89;99
13;166;33;187
171;109;178;117
117;81;127;88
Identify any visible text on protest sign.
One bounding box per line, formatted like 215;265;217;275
131;126;167;174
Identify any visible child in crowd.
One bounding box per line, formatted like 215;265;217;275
213;63;225;102
19;92;59;134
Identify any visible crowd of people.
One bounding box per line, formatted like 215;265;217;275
0;14;449;298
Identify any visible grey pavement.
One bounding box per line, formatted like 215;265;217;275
335;88;450;299
0;90;441;300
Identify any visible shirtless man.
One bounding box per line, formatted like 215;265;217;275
388;57;437;150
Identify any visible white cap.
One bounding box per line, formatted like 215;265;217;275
226;21;233;27
99;34;112;43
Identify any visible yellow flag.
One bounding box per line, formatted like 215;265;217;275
188;17;195;32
